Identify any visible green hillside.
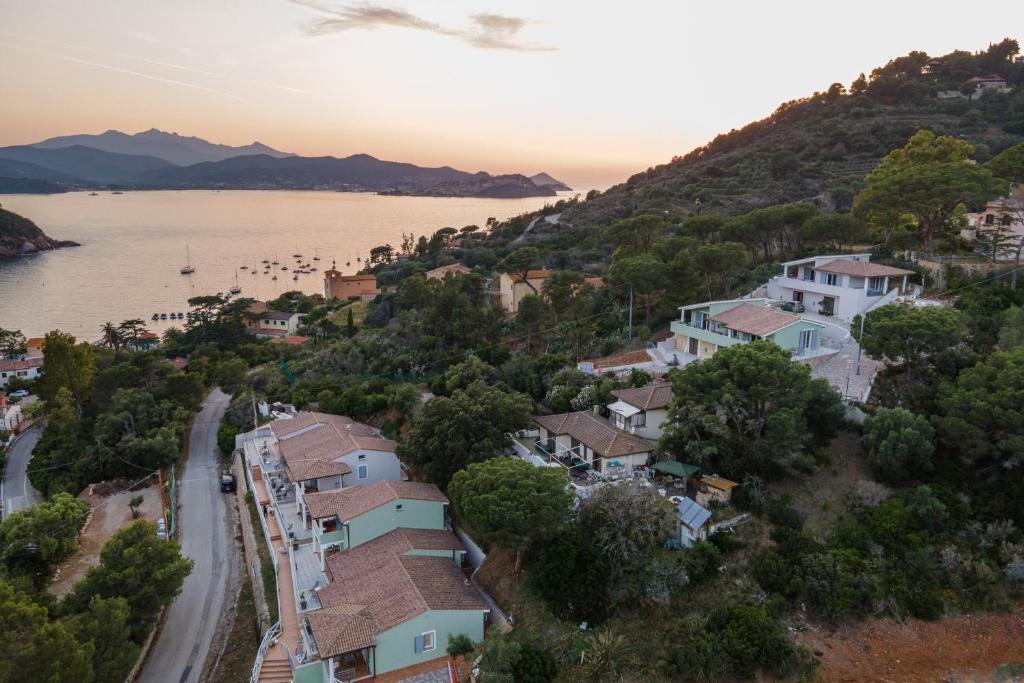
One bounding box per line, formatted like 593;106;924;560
0;206;77;258
562;39;1023;228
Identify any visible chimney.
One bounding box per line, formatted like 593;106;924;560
592;404;601;416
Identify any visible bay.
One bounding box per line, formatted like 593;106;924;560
0;189;568;340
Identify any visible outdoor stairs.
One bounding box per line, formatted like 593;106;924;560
258;658;293;683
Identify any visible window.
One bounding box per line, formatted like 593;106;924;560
802;267;815;281
985;214;995;225
396;503;404;511
822;272;838;286
357;464;368;479
357;454;366;460
415;630;436;653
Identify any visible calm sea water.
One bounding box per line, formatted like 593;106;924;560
0;190;570;340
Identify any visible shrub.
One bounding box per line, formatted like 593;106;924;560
862;407;935;484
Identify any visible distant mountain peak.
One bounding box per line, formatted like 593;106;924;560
529;172;572;191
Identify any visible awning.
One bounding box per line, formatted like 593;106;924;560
652;460;700;479
606;399;641;418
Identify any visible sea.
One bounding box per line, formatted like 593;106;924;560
0;189;575;340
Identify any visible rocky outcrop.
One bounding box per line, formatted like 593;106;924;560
0;207;79;259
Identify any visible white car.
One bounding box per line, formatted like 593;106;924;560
8;390;29;399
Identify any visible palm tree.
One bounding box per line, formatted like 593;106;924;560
100;322;121;350
582;628;634;682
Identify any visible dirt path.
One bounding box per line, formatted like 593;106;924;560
798;611;1024;682
50;482;163;598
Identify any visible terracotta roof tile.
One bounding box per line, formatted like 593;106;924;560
0;358;43;372
709;303;801;337
506;269;550;283
269;412;395;482
306;607;378;657
815;259;914;278
304;481;448;521
426;263;471;279
610;381;673;411
533;411;656;458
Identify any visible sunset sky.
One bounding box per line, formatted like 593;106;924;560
1;1;1021;188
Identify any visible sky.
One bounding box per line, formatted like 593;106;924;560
1;1;1022;188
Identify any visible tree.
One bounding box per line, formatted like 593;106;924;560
38;331;96;415
695;242;749;297
581;628;634;682
446;633;475;659
497;247;543;293
862;408;936;484
65;595;140;682
396;381;532;487
0;580;93;683
449;458;573;572
64;520;193;639
0;492;91;588
998;305;1024;348
99;322;122;350
936;347;1024;467
540;270;585;321
579;484;676;587
527;526;610;623
345;308;356;338
604;214;668;256
987;142;1024;185
800;214;870;252
661;342;844;478
606;254;667;324
369;244;395;265
128;495;144;520
0;328;26;358
117;319;146;349
854;130;1004;252
853;305;966;381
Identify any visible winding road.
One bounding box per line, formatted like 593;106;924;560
1;425;42;519
139;388;235;683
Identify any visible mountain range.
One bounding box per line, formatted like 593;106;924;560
0;128;570;198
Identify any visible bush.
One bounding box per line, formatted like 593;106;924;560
862;407;935;484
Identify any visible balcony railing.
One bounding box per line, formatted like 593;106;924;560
866;288;885;297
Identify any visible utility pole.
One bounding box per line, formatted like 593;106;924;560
628;286;634;340
855;313;866;376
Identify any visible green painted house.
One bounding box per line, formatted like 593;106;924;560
303;480;451;571
670;298;827;361
296;526;487;681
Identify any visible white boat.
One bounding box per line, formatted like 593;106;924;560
229;269;242;295
180;245;196;274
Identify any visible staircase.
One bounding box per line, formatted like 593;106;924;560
258;658;293;683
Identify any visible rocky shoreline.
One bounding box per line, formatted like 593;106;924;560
0;206;80;259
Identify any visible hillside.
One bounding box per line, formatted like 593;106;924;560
0;206;78;258
32;128;294;166
557;40;1024;229
0;144;174;184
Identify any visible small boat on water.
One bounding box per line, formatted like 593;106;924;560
357;257;361;262
89;192;98;196
180;245;196;275
281;266;289;271
272;275;277;281
229;269;242;295
293;274;299;281
152;313;159;321
262;258;270;264
160;313;168;320
112;191;124;195
313;249;321;261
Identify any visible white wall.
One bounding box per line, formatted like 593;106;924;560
336;449;402;486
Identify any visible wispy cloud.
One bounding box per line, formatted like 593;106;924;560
5;44;249;102
288;1;555;52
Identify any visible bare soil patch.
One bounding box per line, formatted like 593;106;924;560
797;610;1024;682
49;479;163;598
775;432;869;534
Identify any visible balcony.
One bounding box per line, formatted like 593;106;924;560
866;288;886;297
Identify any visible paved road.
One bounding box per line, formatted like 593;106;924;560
1;426;42;519
139;389;234;683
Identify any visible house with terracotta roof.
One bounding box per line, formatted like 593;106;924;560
324;264;380;301
765;254;914;321
498;269;550;314
534;410;657;478
24;337;45;359
252;309;305;339
606;380;674;439
695;474;739;506
302;480;452;570
670;298;827;361
0;357;43;389
294;525;487;681
965;74;1010;94
425;263;471;280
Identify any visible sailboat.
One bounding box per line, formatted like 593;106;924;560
313;249;321;261
229;269;242;295
180;245;195;274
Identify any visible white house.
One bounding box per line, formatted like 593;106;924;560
533;410;656;478
676;497;712;547
0;358;43;389
253;310;305;338
606;381;674;440
765;254;914;322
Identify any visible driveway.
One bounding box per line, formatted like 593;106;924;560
1;425;42;519
138;388;235;683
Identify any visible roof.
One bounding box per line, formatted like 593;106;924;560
303;480;448;521
677;497;712;531
606;400;641;418
815;259;913;278
261;310;299;321
25;337;45;346
652;461;700;479
709;303;803;337
269;335;310;346
306;606;378;656
0;358;43;372
610;381;673;411
327;272;377;282
426;263;471;278
314;531;486;651
505;269;550;283
702;475;738;491
533;411;656;458
270;411;395;482
166;357;189;371
138;331;158;340
246;301;269;315
967;74;1007;83
584;276;604;288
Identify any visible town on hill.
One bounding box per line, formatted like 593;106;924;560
3;34;1024;683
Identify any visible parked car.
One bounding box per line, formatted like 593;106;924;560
220;472;237;493
156;518;167;540
8;389;29;399
780;301;805;313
